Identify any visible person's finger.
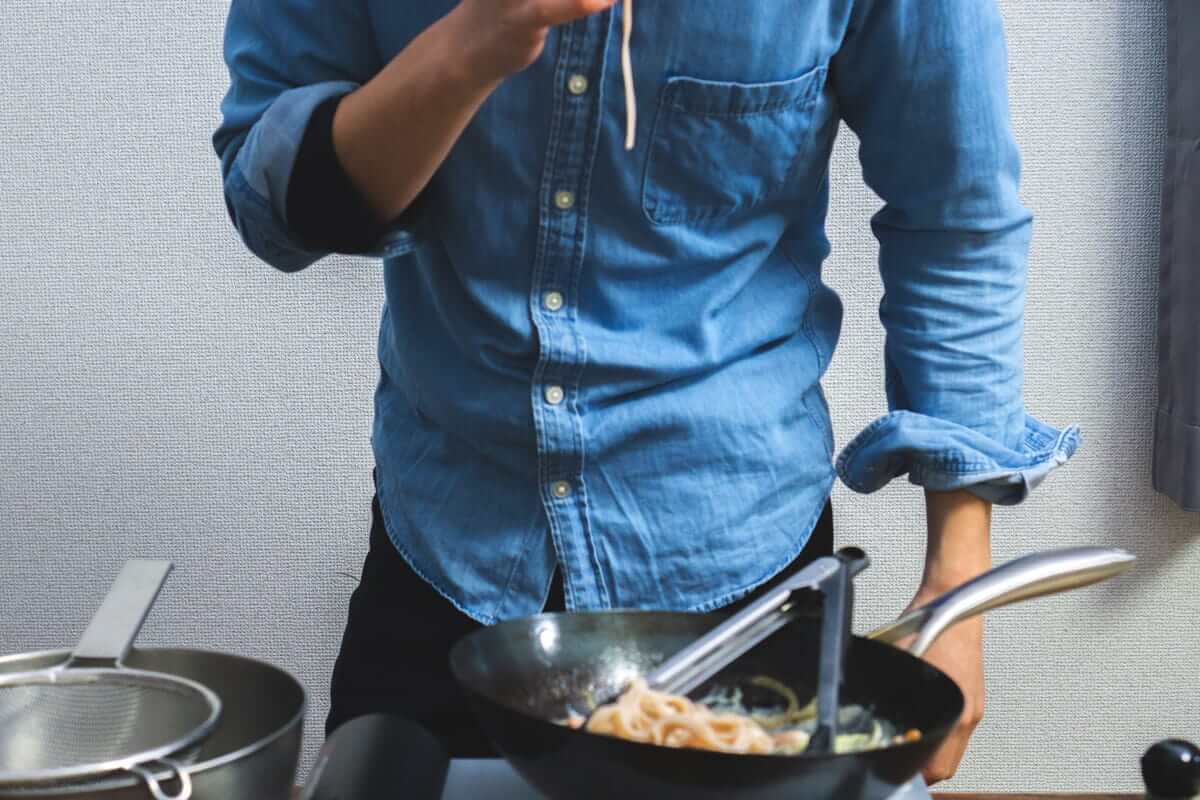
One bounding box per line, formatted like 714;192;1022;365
527;0;618;28
922;703;983;784
922;729;967;784
899;616;984;784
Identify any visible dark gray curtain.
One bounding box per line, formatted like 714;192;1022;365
1154;0;1200;510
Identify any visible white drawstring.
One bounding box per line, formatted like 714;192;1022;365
621;0;636;150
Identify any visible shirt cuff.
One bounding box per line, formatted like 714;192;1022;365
836;411;1081;506
286;92;392;255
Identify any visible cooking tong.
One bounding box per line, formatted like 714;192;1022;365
644;547;867;752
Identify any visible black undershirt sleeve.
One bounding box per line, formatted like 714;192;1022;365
286;93;392;255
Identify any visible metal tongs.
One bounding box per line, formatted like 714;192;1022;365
643;547;870;753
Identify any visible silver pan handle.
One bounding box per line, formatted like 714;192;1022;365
867;546;1135;657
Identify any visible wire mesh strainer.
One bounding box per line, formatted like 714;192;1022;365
0;561;221;799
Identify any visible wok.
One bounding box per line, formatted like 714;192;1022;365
450;546;1134;800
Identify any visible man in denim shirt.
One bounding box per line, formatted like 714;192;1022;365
214;0;1078;782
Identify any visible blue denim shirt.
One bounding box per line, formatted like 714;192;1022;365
214;0;1079;623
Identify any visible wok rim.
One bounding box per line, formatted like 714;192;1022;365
449;609;963;765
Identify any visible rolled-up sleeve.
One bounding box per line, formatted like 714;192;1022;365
830;0;1079;505
213;0;406;271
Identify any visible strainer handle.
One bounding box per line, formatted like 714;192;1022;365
128;759;192;800
70;560;173;667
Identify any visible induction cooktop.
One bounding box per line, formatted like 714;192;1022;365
441;759;933;799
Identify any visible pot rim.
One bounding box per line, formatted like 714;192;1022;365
0;646;306;789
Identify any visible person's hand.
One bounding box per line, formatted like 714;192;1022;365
898;587;986;785
451;0;619;83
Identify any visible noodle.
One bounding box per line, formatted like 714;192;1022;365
586;679;776;754
621;0;636;150
745;675;806;729
574;678;923;756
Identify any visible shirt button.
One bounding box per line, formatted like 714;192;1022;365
551;480;572;499
567;74;589;95
543;291;565;312
544;385;565;405
553;190;576;210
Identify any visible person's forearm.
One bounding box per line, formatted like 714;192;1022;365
921;489;992;591
331;0;617;223
331;9;501;223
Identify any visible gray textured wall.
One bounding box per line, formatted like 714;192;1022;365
0;0;1194;792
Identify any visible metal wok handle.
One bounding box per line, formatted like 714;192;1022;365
866;546;1135;657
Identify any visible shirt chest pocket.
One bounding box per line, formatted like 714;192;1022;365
641;64;829;225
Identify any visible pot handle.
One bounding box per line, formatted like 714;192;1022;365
866;546;1135;657
69;560;173;668
127;759;192;800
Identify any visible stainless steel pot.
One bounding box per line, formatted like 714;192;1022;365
0;648;304;800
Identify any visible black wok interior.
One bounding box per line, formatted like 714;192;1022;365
451;611;963;800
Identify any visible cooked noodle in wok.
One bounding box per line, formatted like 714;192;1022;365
563;677;921;756
582;679;777;754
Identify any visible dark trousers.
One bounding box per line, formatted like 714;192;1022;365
326;493;834;757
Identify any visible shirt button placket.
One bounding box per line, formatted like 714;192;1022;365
530;18;610;610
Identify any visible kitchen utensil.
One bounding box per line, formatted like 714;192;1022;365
1142;739;1200;799
0;561;221;798
301;714;450;800
0;648;304;800
596;547;868;752
868;546;1135;655
450;545;1135;800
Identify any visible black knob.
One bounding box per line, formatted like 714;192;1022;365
1142;739;1200;798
